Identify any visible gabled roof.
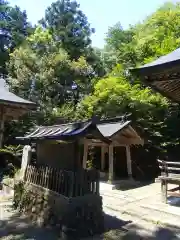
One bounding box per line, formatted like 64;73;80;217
17;120;110;143
17;118;144;145
97;121;131;137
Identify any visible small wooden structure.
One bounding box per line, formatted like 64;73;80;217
18;117;143;183
84;118;143;182
158;159;180;203
131;48;180;102
0;78;36;147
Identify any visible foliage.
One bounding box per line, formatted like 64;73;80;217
0;0;33;74
0;145;22;177
0;145;23;157
52;103;75;122
76;75;168;146
87;160;94;170
106;22;136;68
99;1;180;156
8;26;93;124
13;181;25;210
39;0;94;60
39;0;105;77
105;2;180;69
3;0;180;161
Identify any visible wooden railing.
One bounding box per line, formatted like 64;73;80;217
157;159;180;203
24;165;100;197
157;159;180;177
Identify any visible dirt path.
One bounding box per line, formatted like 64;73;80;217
1;183;180;240
0;201;60;240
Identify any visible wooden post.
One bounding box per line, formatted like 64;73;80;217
83;140;88;169
101;146;105;171
126;146;132;178
108;144;114;183
0;107;5;148
161;179;167;203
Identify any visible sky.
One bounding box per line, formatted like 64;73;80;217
9;0;177;48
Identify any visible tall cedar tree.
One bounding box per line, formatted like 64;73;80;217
0;0;32;74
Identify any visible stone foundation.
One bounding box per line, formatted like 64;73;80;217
14;182;104;239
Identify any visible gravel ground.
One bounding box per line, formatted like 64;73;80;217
0;201;60;240
1;202;180;240
0;194;180;240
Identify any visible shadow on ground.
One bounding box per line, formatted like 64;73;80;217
0;207;60;240
168;196;180;207
0;205;180;239
98;213;180;240
115;180;153;191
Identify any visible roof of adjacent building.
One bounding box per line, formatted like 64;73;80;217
0;78;36;108
131;48;180;103
138;48;180;69
0;87;36;107
17;117;144;145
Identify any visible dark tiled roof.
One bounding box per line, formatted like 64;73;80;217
17;119;131;141
0;78;36;108
23;121;93;139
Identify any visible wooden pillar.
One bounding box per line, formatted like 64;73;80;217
161;179;167;203
83;140;88;169
126;146;132;178
108;144;114;183
0;107;5;148
101;146;105;171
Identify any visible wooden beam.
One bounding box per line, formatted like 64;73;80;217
83;140;88;169
126;146;132;178
87;142;108;147
108;144;114;183
86;139;108;147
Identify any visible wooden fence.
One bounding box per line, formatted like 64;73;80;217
24;164;100;197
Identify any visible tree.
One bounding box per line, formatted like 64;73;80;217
75;75;168;146
101;1;180;158
0;0;33;74
40;0;94;60
40;0;105;78
105;2;180;68
133;2;180;65
94;47;118;73
8;26;93;125
105;22;137;68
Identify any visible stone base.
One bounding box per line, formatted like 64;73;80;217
14;182;104;239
